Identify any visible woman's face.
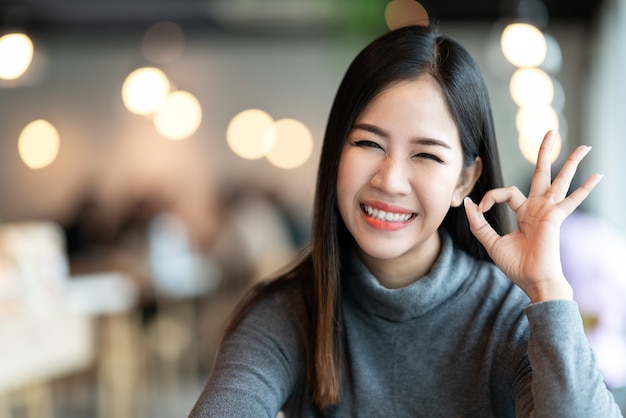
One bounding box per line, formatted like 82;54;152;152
336;75;481;287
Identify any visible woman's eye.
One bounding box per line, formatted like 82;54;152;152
354;140;383;150
414;153;444;163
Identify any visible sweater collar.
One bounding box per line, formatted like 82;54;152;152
343;232;475;322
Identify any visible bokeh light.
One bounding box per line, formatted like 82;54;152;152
18;119;60;169
226;109;276;160
0;33;34;80
142;21;186;65
121;67;170;115
518;130;562;164
153;90;202;140
515;105;559;139
265;118;313;170
516;106;562;163
501;23;547;67
385;0;429;30
509;67;554;107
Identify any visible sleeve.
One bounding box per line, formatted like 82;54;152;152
515;300;623;417
188;291;307;418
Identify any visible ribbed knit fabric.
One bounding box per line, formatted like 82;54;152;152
189;233;623;417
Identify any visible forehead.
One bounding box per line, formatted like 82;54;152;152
355;76;460;145
362;75;447;115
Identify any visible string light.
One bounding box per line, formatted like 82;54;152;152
121;67;170;115
226;110;313;169
0;33;34;80
509;67;554;108
153;90;202;140
18;119;60;169
500;19;565;164
501;23;547;67
226;109;277;160
264;118;313;170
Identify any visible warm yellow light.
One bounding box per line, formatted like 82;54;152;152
510;67;554;107
515;106;562;164
121;67;170;115
153;90;202;140
501;23;547;67
385;0;429;30
265;118;314;169
515;106;559;141
0;33;34;80
226;109;276;160
18;119;60;169
518;130;562;164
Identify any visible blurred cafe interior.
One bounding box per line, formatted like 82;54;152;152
1;0;626;416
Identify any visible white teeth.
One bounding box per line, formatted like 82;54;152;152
363;205;412;222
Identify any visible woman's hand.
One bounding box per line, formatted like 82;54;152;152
464;130;603;303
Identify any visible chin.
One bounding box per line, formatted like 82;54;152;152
355;240;412;262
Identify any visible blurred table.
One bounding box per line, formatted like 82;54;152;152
0;271;141;418
0;309;92;393
0;308;93;418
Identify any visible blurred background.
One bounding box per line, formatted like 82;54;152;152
1;0;625;416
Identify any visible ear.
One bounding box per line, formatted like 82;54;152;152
451;157;482;207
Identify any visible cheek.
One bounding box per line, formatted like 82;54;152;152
336;150;372;223
416;172;461;209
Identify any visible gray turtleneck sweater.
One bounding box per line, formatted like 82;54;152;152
189;234;622;417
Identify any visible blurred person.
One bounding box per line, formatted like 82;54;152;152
189;25;622;417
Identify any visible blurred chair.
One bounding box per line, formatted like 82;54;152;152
65;271;142;418
144;211;220;416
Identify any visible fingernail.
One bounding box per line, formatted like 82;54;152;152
464;196;472;206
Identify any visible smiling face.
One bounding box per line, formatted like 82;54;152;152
336;75;482;288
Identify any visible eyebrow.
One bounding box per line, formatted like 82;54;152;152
351;123;452;150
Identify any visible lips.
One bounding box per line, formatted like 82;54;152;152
360;203;415;230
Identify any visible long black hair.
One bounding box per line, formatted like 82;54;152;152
223;25;511;412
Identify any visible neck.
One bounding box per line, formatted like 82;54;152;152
356;234;441;289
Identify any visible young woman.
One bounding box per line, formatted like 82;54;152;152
189;25;622;417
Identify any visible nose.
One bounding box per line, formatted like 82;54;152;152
371;156;412;195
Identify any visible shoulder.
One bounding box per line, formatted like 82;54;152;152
193;265;314;416
229;262;313;352
247;274;312;329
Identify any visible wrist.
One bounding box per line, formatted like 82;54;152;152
527;278;574;304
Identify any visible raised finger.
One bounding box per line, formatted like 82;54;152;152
556;173;603;216
529;130;557;197
549;145;591;201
